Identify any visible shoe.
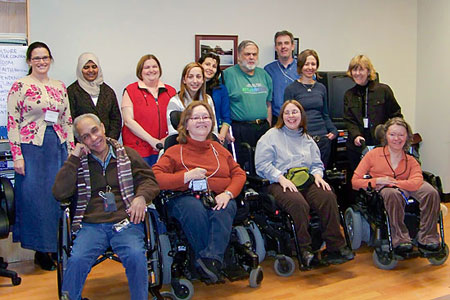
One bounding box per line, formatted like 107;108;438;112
34;251;56;271
196;258;222;283
394;242;413;253
324;247;355;265
418;242;441;252
300;248;314;267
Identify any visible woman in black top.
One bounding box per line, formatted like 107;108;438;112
67;52;122;140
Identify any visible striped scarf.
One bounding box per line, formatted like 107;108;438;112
71;138;134;234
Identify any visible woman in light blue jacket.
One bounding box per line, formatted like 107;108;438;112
255;100;353;266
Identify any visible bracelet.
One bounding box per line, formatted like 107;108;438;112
224;190;234;199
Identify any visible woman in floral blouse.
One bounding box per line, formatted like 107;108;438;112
7;41;75;270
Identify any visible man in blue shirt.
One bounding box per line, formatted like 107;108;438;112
264;30;299;125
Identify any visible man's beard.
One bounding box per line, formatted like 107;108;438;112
240;59;258;71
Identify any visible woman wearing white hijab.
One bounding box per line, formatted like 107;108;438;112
68;52;122;139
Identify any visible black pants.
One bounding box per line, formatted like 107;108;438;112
231;120;269;172
314;136;331;168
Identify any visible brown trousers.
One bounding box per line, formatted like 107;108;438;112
268;183;345;252
380;181;440;247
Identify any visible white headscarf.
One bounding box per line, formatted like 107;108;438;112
76;52;104;97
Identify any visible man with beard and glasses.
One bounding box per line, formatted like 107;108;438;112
264;30;299;125
223;40;273;169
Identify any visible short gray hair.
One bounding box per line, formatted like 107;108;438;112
73;113;101;141
238;40;259;54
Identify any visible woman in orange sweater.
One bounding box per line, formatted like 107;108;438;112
153;102;246;284
352;118;440;253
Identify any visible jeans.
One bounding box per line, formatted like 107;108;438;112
62;222;148;300
167;195;237;264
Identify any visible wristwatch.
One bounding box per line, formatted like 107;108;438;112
224;190;234;199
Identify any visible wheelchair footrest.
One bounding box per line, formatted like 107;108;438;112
393;250;420;260
222;264;249;281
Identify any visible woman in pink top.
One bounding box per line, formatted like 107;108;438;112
352;118;440;253
7;41;74;270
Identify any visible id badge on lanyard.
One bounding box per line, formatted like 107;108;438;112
364;87;369;129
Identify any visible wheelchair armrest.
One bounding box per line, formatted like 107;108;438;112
246;175;270;188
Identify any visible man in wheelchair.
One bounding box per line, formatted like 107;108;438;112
352;117;440;254
52;113;160;300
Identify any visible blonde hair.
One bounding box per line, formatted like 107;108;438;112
382;117;414;152
346;54;377;81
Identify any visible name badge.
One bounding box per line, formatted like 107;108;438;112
99;185;117;212
363;117;369;129
45;109;59;123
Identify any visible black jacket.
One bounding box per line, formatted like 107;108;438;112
67;81;122;140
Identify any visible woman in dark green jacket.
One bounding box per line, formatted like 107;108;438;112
344;54;402;170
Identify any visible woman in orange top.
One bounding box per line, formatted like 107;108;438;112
352;118;440;253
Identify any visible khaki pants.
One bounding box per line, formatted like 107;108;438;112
380;182;440;247
268;183;345;252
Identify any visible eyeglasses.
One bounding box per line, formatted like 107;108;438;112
31;56;50;62
283;110;300;116
189;116;211;122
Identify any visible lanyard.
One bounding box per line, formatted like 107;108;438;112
180;143;220;179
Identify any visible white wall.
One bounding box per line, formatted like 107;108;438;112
29;0;417;122
416;0;450;191
30;0;448;189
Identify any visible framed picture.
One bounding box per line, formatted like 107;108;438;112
275;37;299;60
195;35;238;69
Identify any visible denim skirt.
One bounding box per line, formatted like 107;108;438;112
13;126;68;252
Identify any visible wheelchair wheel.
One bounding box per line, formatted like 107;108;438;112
248;265;263;288
234;225;251;245
345;207;363;250
372;250;398;270
273;255;295;277
246;221;266;263
159;234;173;285
160;291;177;300
171;278;194;300
428;244;449;266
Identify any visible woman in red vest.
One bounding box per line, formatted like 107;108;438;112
122;54;176;166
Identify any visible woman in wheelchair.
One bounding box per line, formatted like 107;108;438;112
255;100;354;267
153;102;246;284
352;117;440;254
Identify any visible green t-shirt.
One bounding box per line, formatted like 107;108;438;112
223;65;273;121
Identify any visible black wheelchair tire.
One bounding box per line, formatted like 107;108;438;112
246;221;266;263
159;234;173;285
372;250;398;270
273;255;295;277
345;207;363;250
249;265;263;288
171;278;194;300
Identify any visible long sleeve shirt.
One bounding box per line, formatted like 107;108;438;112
152;137;246;197
7;76;75;160
352;146;423;192
255;126;324;183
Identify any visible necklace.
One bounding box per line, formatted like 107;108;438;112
298;80;315;93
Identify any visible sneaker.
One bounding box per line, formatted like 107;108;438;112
196;258;222;283
418;242;441;252
324;247;355;265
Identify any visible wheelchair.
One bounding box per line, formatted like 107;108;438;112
154;190;264;300
57;201;174;300
344;182;449;270
0;177;21;286
240;143;353;277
